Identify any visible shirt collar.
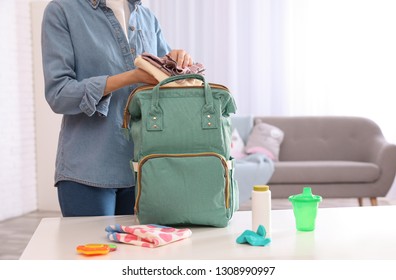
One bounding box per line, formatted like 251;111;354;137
86;0;141;9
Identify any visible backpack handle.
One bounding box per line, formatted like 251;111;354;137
156;73;205;86
147;74;217;131
152;74;213;110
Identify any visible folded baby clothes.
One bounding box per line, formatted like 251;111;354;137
141;52;205;76
134;52;205;87
105;224;192;248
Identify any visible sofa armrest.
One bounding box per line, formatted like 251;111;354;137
367;137;396;164
367;138;396;195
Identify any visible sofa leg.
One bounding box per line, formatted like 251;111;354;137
370;197;378;206
358;198;363;207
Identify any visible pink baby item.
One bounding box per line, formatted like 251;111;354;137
141;52;205;77
134;52;205;87
105;224;192;248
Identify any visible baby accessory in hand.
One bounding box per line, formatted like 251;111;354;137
134;52;205;86
105;224;192;248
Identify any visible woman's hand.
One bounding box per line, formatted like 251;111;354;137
103;68;158;96
131;68;158;85
167;49;193;68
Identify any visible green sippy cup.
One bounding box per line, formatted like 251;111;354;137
288;187;322;231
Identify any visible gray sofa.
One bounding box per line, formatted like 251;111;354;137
232;115;396;207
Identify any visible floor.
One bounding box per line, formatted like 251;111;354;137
1;197;395;260
0;210;61;260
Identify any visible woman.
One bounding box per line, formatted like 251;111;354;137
41;0;193;216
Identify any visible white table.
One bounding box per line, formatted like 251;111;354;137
20;206;396;260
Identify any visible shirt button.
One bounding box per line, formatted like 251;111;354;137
130;48;135;54
129;26;135;31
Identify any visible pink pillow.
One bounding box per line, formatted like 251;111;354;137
245;120;284;161
245;146;275;160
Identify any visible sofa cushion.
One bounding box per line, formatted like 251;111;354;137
254;116;386;162
270;161;380;184
231;115;254;143
245;120;284;161
231;129;247;159
235;154;275;204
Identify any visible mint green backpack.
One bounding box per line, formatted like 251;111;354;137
122;74;238;227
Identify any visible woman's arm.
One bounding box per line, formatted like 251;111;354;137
103;68;158;96
104;49;195;96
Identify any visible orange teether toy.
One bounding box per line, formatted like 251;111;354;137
76;243;111;256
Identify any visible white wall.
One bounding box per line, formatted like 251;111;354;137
0;0;60;222
0;0;37;221
31;0;61;212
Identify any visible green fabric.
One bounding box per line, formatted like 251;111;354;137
136;155;236;227
128;75;236;160
125;74;238;227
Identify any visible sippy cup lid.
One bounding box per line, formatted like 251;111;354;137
288;187;322;202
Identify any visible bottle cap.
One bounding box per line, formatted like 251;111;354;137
253;185;269;192
288;187;322;203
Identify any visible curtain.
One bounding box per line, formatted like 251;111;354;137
284;0;396;142
145;0;275;115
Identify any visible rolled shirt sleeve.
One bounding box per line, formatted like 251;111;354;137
79;76;111;117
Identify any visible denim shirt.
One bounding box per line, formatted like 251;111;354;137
42;0;171;188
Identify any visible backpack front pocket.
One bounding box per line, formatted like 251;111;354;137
134;153;232;227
